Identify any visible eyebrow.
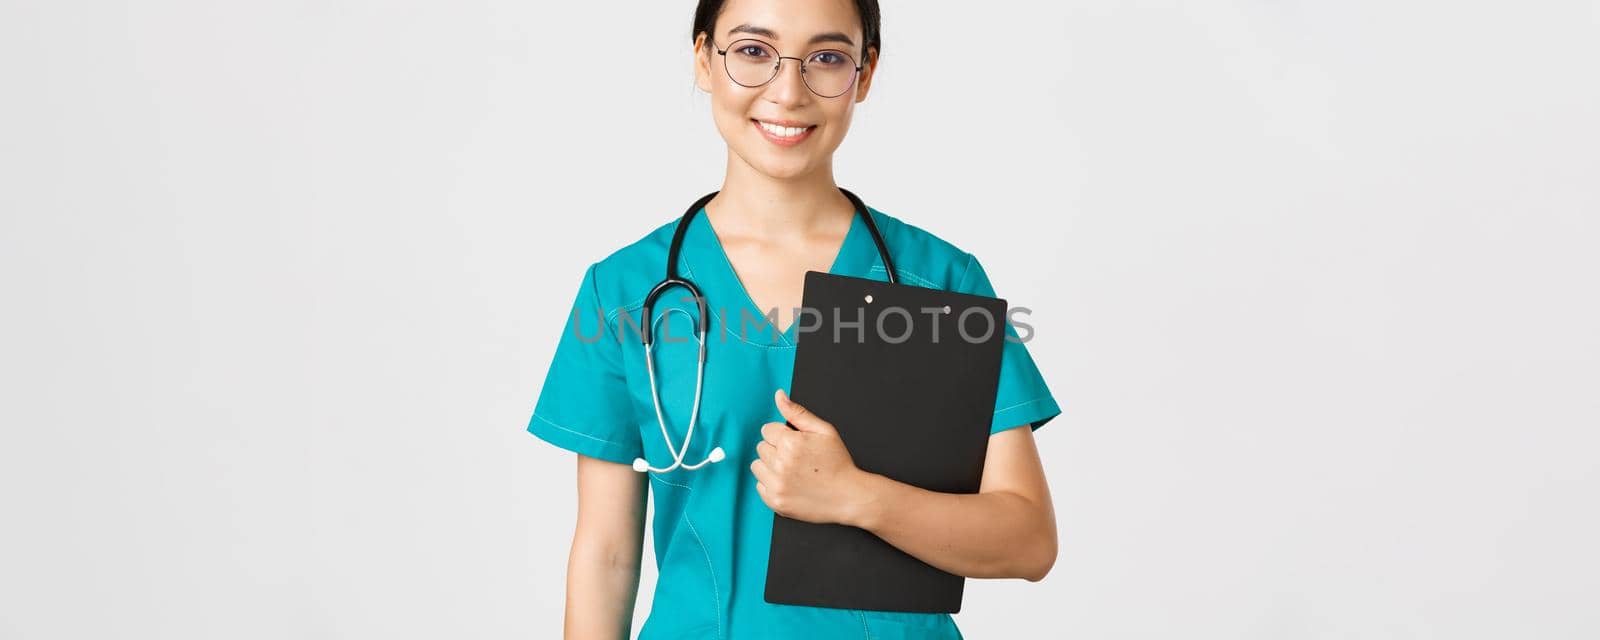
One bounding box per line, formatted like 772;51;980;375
727;23;857;48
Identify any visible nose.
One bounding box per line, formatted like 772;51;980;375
763;56;811;105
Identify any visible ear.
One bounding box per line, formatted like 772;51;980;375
854;46;879;103
693;32;714;93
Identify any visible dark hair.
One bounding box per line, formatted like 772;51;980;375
692;0;881;65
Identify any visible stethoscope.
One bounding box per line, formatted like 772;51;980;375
631;187;899;473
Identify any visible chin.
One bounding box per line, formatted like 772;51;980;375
757;158;816;180
738;148;815;180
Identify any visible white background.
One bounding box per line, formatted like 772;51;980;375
3;1;1597;638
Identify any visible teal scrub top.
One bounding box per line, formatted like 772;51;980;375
527;205;1061;640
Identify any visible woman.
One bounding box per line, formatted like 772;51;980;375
527;1;1062;637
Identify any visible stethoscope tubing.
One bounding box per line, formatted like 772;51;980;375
631;188;895;473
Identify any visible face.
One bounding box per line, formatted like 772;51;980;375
694;0;877;181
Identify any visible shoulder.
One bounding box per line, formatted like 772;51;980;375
866;205;980;291
579;215;678;313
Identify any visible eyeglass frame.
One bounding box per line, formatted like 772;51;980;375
709;37;865;98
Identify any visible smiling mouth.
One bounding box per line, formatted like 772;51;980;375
752;119;816;145
754;119;814;136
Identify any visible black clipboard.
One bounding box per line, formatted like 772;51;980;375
763;270;1009;613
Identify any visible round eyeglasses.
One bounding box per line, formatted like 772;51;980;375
712;38;863;99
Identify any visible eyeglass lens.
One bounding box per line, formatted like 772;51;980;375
721;39;858;98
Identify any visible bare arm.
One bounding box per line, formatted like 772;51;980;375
848;426;1058;581
753;390;1057;581
564;454;648;639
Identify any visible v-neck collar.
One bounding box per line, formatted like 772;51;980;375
681;204;882;347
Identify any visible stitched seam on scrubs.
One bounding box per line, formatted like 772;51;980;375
531;413;627;446
992;396;1051;415
648;474;691;490
605;260;673;329
585;261;627;345
607;292;649;328
955;252;978;293
867;265;939;289
605;261;704;324
857;610;870;639
711;306;797;350
646;476;722;636
680;510;723;640
656;464;722;639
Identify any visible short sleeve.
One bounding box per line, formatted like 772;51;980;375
953;253;1063;435
525;263;643;465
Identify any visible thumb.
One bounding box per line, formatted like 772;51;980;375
775;389;836;434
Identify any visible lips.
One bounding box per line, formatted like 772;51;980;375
752;119;816;147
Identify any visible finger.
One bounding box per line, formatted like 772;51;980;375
775;388;836;434
755;440;777;462
752;469;781;497
759;421;792;446
750;459;774;485
754;479;777;511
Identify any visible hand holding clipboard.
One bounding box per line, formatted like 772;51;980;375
763;271;1009;613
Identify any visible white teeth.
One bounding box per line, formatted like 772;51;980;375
758;121;810;138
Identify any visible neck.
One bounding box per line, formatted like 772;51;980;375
704;150;854;240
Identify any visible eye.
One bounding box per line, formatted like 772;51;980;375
809;51;849;67
735;45;771;60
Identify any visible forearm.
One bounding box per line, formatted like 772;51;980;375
844;470;1057;581
565;455;648;640
563;538;642;640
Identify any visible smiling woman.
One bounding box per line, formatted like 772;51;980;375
692;0;881;183
525;1;1062;639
